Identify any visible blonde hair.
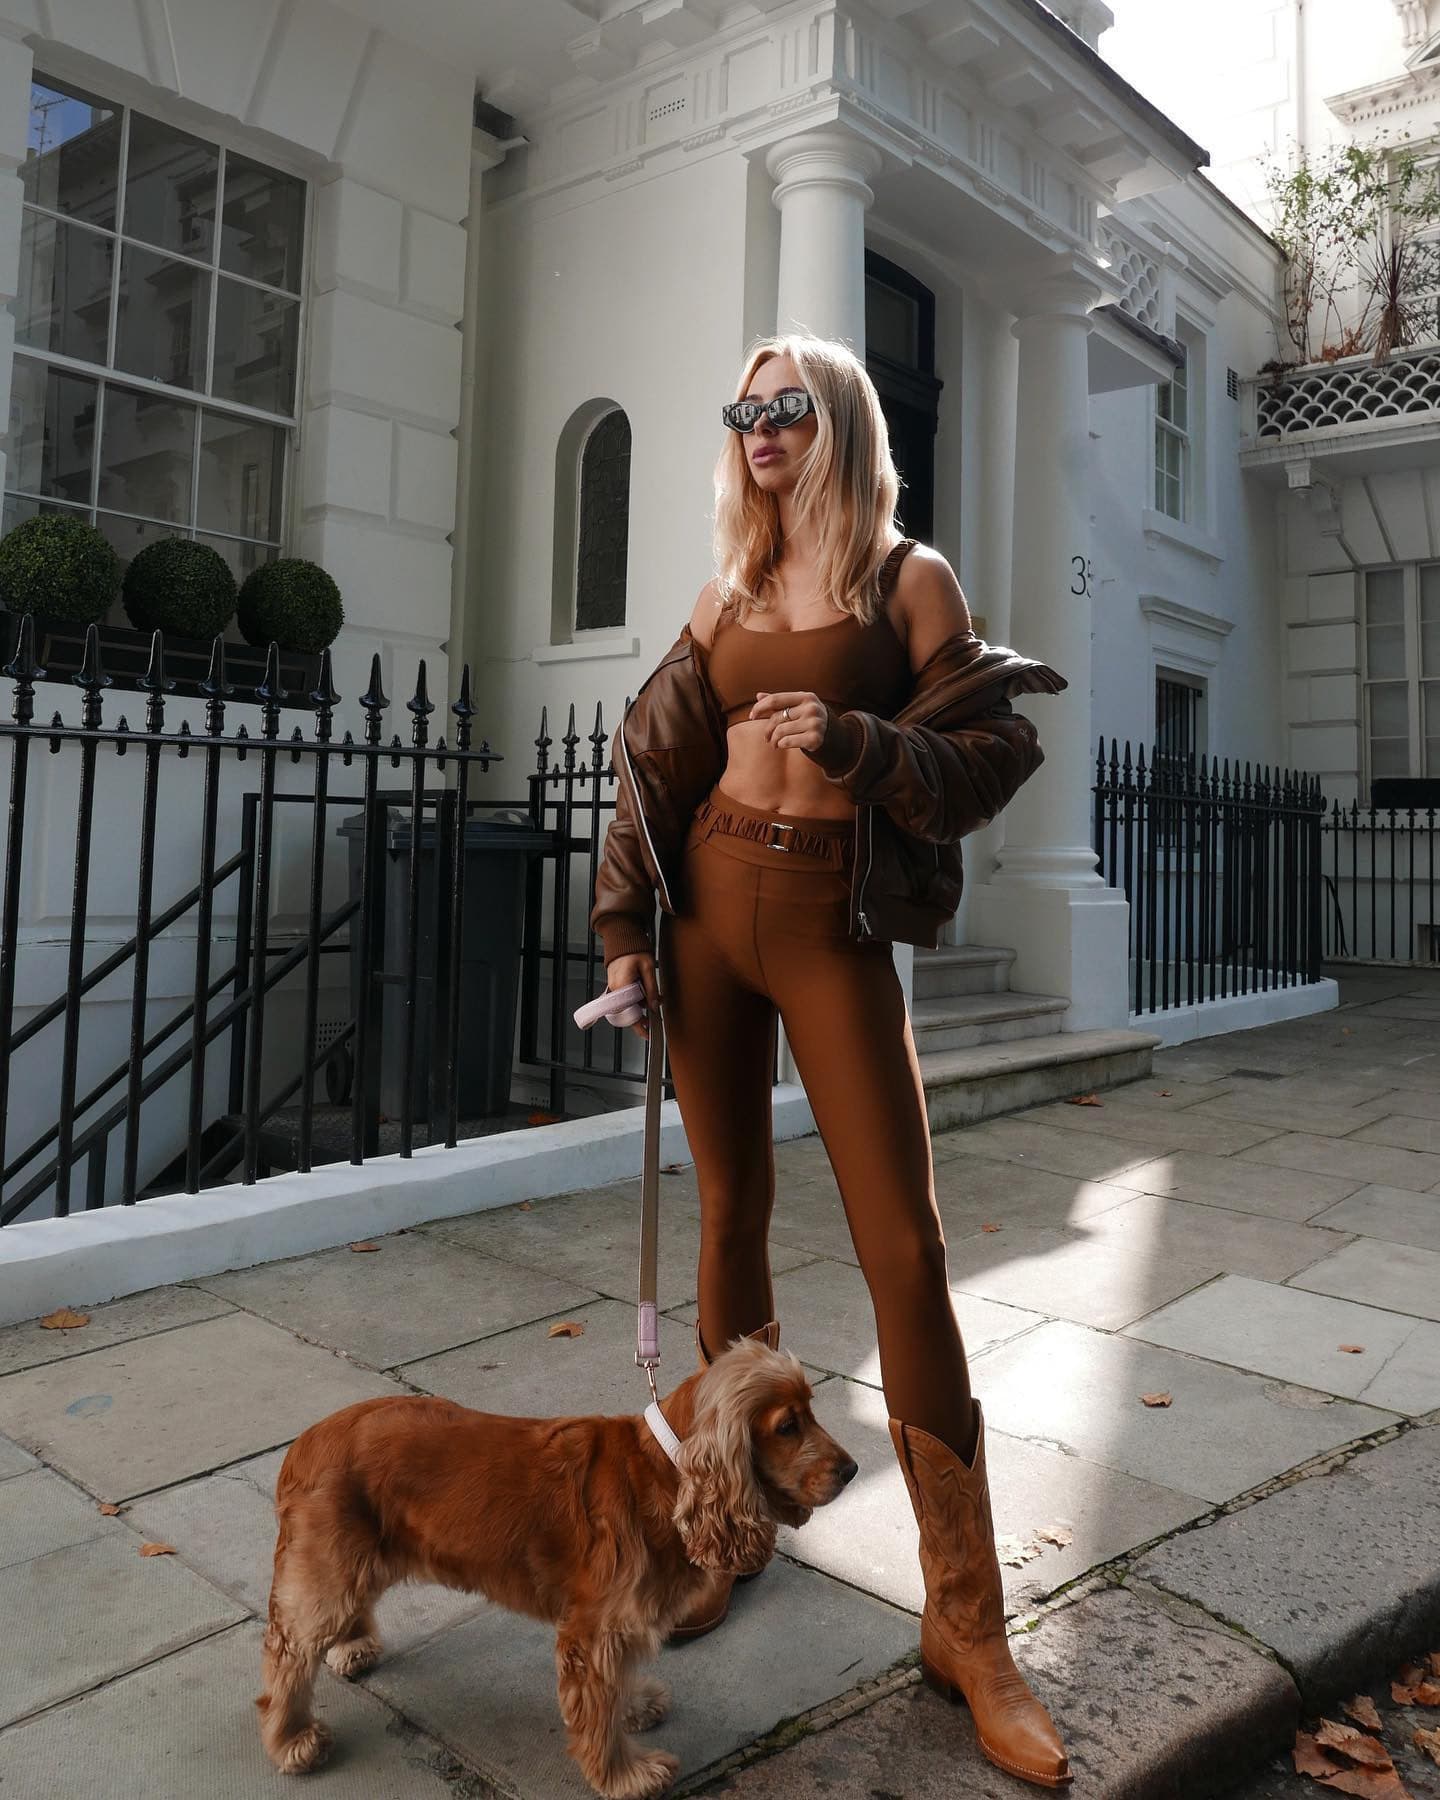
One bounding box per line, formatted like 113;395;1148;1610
712;333;904;628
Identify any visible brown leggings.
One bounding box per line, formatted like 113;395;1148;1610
657;782;977;1461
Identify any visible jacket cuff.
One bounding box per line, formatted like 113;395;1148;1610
804;705;865;780
596;915;655;966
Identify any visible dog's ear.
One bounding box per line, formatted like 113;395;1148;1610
672;1385;776;1574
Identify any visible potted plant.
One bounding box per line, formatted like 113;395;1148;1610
237;559;344;653
0;513;121;625
121;536;238;639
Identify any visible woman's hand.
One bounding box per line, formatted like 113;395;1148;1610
749;690;827;753
608;952;659;1042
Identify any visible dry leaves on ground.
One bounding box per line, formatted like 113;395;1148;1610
39;1307;90;1330
1065;1094;1103;1106
138;1542;175;1557
981;1223;1002;1233
1156;1090;1173;1097
994;1533;1042;1568
1343;1696;1384;1732
528;1110;563;1126
348;1241;381;1253
1293;1718;1410;1797
1339;1344;1366;1355
97;1502;121;1517
1392;1656;1440;1706
548;1321;586;1339
1141;1392;1173;1408
1034;1523;1074;1548
517;1200;532;1210
1414;1728;1440;1767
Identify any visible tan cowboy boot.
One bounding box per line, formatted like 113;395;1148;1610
889;1402;1071;1788
665;1318;780;1645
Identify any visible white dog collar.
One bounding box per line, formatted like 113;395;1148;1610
644;1399;683;1466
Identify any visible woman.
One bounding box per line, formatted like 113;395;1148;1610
589;334;1071;1789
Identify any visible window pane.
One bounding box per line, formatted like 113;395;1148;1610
97;385;196;524
8;357;98;505
1422;565;1440;677
123;112;218;260
24;77;120;230
1425;685;1440;774
1365;567;1404;625
16;211;113;363
212;278;299;414
1371;736;1410;779
1369;681;1409;739
865;277;919;367
198;412;284;540
94;510;176;576
1367;621;1407;680
114;244;209;390
194;531;274;585
221;154;304;292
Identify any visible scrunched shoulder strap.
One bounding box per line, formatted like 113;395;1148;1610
878;537;919;599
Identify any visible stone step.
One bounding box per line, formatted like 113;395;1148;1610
912;943;1016;999
917;1028;1160;1133
909;990;1069;1052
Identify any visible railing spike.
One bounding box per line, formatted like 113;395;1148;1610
408;658;434;747
360;653;388;747
73;623;112;729
256;642;286;739
4;613;46;725
140;630;173;734
310;649;340;744
451;663;476;752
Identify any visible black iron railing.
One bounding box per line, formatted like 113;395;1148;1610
1321;801;1440;962
1093;740;1326;1016
0;616;507;1226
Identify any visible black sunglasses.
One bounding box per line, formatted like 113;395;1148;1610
722;391;816;433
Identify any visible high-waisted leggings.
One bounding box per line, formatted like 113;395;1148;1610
656;780;976;1460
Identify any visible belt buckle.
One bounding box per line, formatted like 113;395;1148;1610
766;821;795;852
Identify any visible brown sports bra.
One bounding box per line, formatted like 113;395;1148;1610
708;539;917;728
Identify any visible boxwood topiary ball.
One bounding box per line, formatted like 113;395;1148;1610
121;537;238;639
0;513;122;625
236;559;344;654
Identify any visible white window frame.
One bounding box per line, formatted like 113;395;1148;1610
5;66;312;582
1153;338;1190;523
1361;561;1440;795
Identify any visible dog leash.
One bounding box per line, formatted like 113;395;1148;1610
636;998;665;1406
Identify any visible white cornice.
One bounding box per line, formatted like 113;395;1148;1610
1328;63;1440;128
1138;594;1234;638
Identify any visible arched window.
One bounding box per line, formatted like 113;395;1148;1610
574;407;631;631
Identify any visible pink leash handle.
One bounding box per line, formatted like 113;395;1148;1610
572;980;646;1031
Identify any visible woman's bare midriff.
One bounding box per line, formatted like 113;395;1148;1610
716;720;858;820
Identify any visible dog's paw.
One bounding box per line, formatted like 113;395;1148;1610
623;1675;671;1732
276;1720;333;1775
326;1635;382;1678
600;1747;679;1798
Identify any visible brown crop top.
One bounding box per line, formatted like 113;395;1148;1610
708;539;917;729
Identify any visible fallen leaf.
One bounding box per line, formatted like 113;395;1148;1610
1430;1654;1440;1678
517;1200;532;1210
1035;1524;1074;1548
348;1241;381;1253
1157;1090;1173;1097
39;1307;90;1330
1415;1683;1440;1707
662;1164;684;1174
139;1542;175;1557
1065;1094;1103;1106
548;1320;586;1339
97;1502;121;1517
1314;1771;1411;1797
1414;1727;1440;1766
1314;1720;1394;1770
1141;1392;1173;1408
981;1223;1002;1232
1395;1681;1418;1706
1398;1664;1428;1688
1295;1733;1344;1777
1339;1344;1366;1355
994;1533;1040;1567
1342;1696;1384;1732
527;1110;562;1126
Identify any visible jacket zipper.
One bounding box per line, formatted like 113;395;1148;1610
856;803;875;937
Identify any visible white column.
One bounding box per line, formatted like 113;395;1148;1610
0;29;34;504
760;127;917;1092
764;129;882;352
971;269;1130;1031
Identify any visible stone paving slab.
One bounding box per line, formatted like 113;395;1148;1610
1172;1094;1395;1138
1308;1182;1440;1251
0;1622;474;1798
1126;1273;1440;1414
972;1319;1397;1502
1021;1096;1287;1155
421;1183;816;1306
1107;1149;1364;1220
773;1376;1207;1616
401;1294;711;1414
198;1229;598;1369
763;1176;862;1266
1135;1422;1440;1708
1290;1235;1440;1319
933;1151;1140;1235
0;1311;401;1500
672;1258;1044;1390
1349;1112;1440;1154
943;1224;1224;1332
926;1117;1162;1181
0;1531;246;1727
0;1466;119;1571
0;1283;235;1378
364;1553;917;1799
1074;1191;1353;1283
0;1431;36;1481
692;1584;1298;1799
124;1464;487;1653
1239;1130;1440;1192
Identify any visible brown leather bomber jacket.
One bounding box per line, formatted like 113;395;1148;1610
589;620;1067;966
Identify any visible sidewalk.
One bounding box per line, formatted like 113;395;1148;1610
1;968;1438;1797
